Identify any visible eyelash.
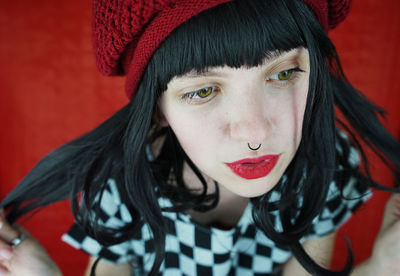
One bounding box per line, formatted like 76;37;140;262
180;67;305;103
180;86;220;103
266;67;305;88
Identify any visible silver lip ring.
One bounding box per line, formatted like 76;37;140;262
9;233;26;247
248;143;261;151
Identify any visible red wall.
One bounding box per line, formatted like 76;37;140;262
0;0;399;275
328;1;400;269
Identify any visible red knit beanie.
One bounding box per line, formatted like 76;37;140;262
92;0;352;98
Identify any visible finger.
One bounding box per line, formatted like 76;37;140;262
0;215;19;243
391;193;400;213
0;240;13;262
385;194;400;218
0;262;9;275
0;210;30;238
378;194;400;235
12;224;30;237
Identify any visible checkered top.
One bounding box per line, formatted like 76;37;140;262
62;134;371;275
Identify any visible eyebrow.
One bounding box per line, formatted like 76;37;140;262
179;48;303;79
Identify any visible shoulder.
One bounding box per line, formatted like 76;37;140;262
335;129;360;170
307;130;372;237
94;178;133;228
62;179;140;263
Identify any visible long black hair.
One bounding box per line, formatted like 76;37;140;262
2;0;400;275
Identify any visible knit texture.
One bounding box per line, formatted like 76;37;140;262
327;0;352;29
92;0;353;98
302;0;352;31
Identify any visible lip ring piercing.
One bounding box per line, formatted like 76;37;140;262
248;143;261;151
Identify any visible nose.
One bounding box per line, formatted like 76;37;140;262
228;95;272;144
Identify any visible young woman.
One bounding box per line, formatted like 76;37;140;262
1;0;400;275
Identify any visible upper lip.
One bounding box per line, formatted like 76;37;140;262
226;154;280;165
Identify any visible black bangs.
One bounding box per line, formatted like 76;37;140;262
149;0;307;92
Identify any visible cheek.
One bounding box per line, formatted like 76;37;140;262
164;110;220;165
277;81;308;147
293;82;309;144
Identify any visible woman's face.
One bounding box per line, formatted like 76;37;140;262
159;47;310;197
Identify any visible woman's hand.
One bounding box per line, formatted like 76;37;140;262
352;194;400;275
370;193;400;274
0;210;62;276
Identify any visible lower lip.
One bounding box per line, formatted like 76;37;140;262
226;155;280;180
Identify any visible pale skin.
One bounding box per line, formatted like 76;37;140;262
0;47;399;275
158;48;310;198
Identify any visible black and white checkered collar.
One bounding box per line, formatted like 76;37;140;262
158;196;254;236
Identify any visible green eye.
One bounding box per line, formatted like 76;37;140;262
180;86;218;103
265;67;304;88
197;87;213;98
277;70;294;80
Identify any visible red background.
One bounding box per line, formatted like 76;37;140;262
0;0;399;274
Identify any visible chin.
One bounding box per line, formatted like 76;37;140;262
229;179;280;198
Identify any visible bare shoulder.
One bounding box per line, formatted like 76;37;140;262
282;232;336;276
84;256;132;276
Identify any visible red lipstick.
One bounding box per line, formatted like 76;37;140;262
226;155;280;180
